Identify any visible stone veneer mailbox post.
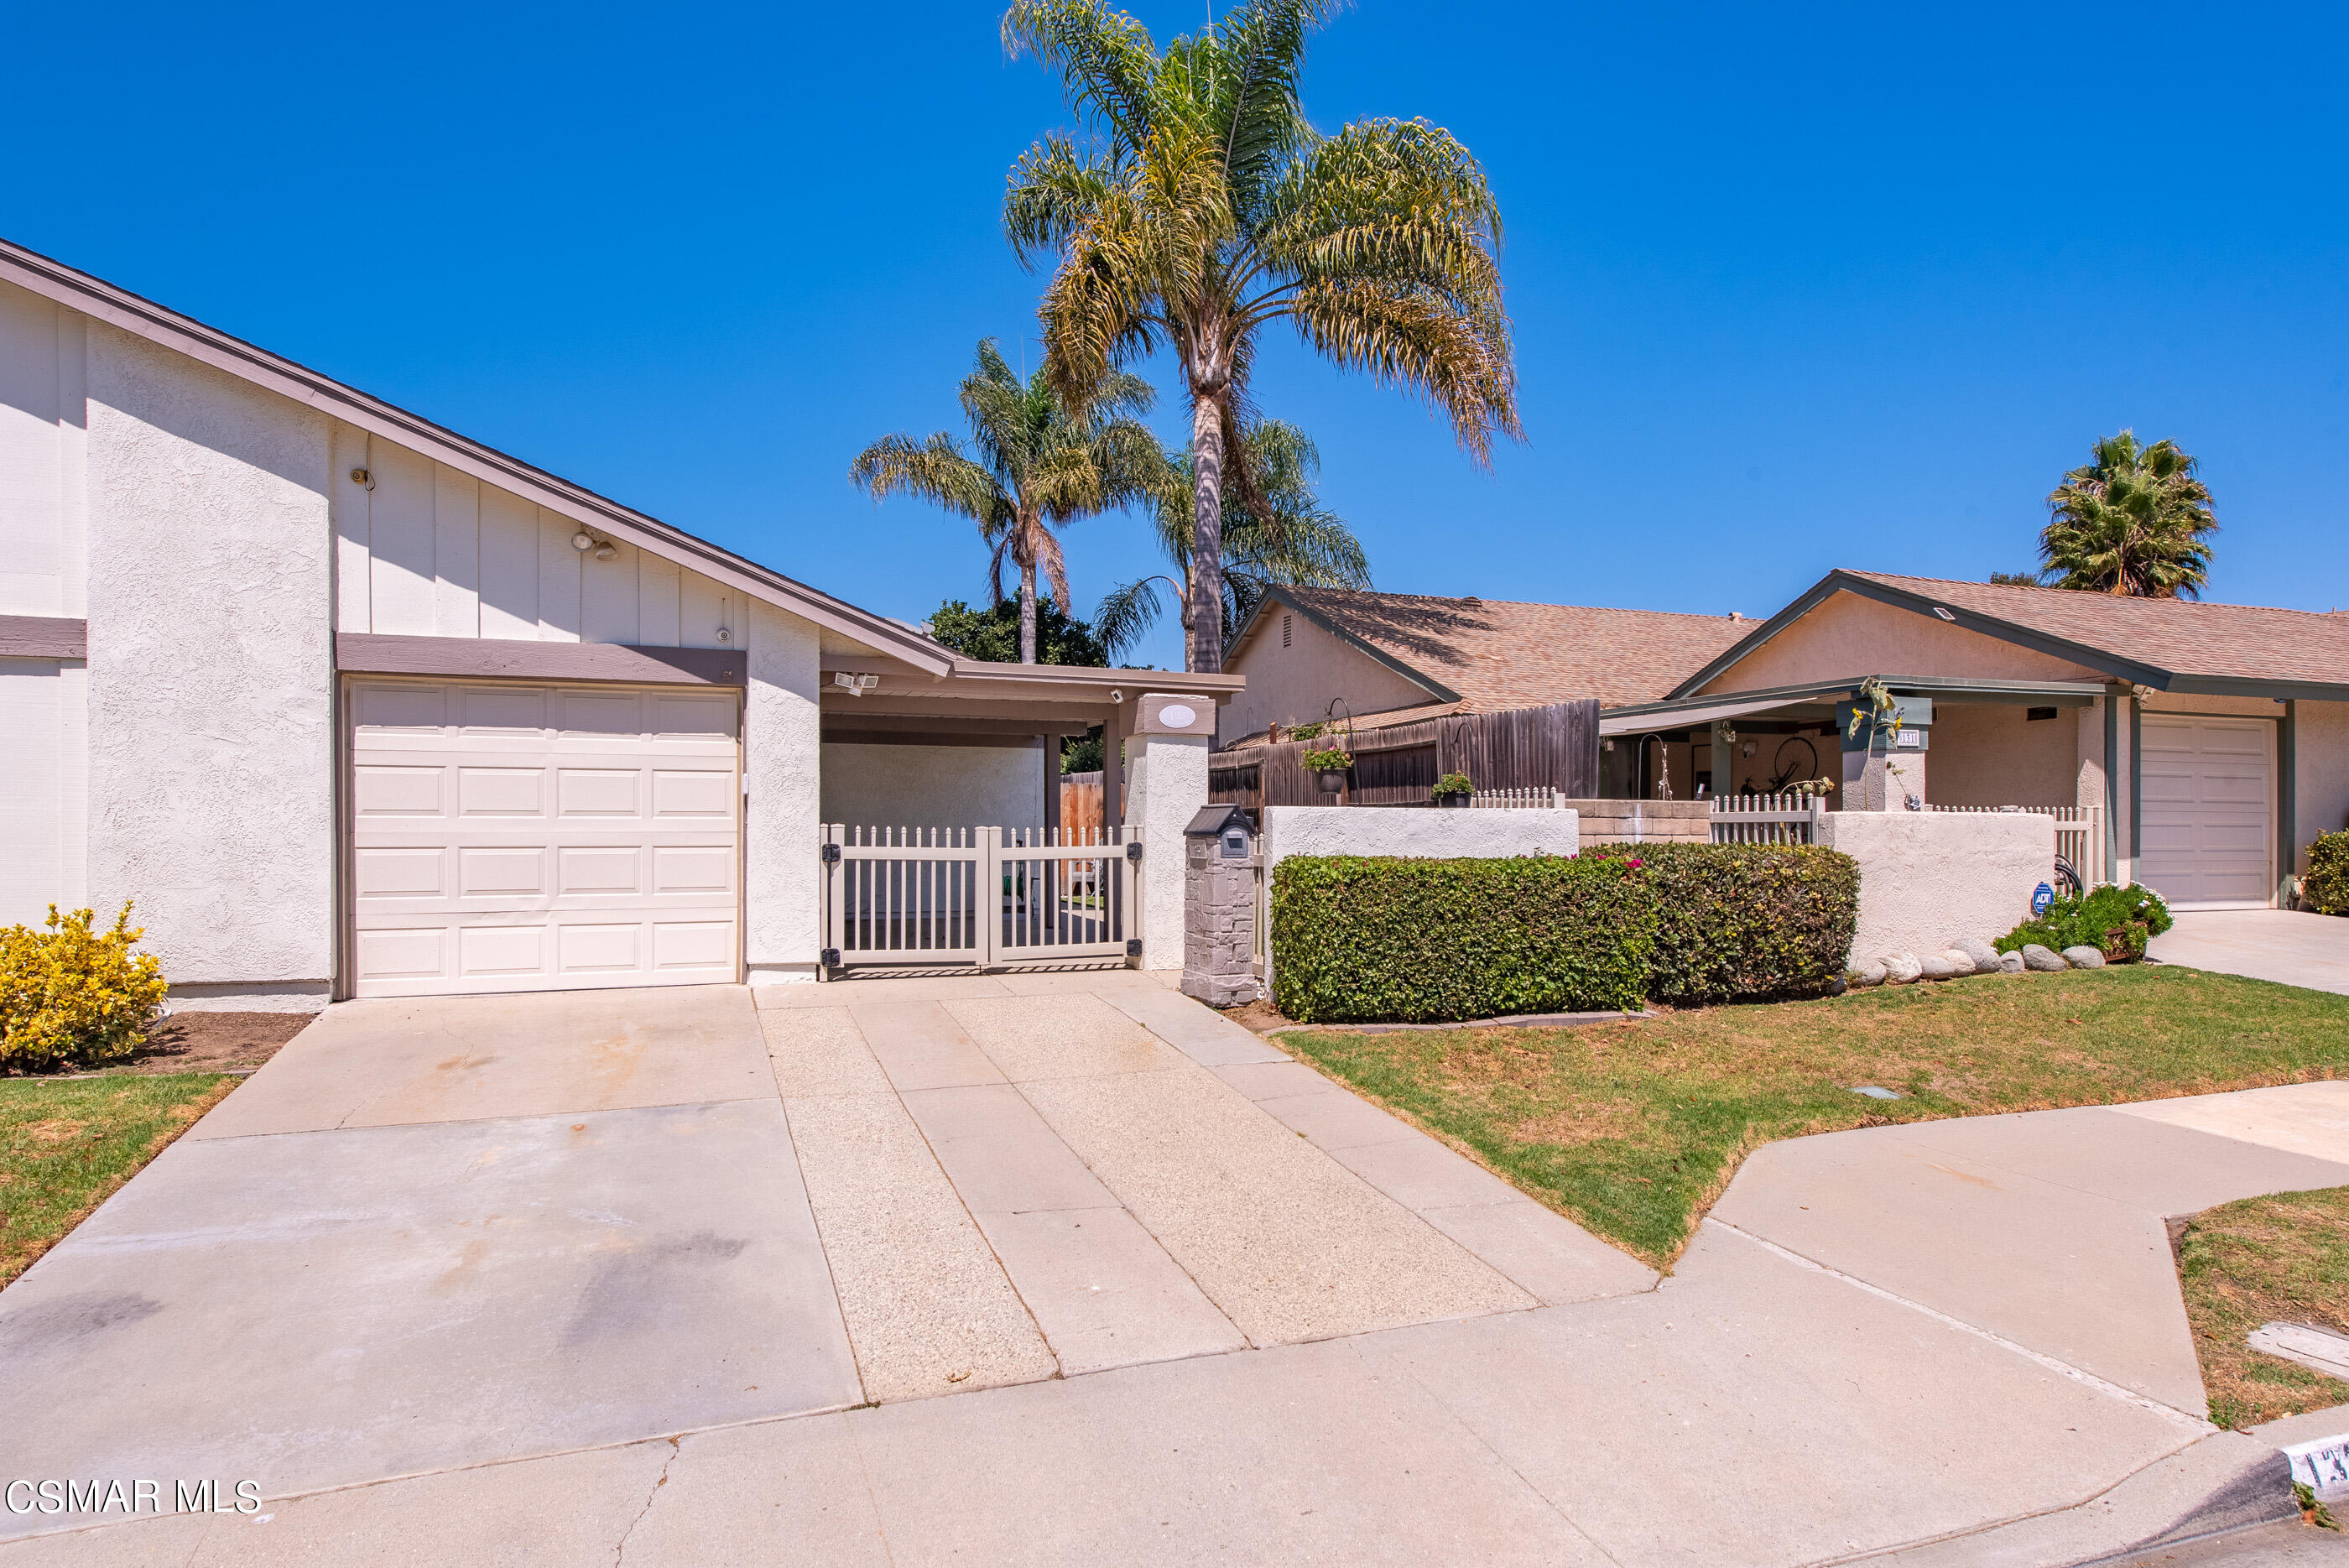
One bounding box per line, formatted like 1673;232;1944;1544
1180;804;1262;1007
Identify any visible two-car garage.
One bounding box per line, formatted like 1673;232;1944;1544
346;678;742;998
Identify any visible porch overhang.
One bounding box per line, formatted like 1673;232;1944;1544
1599;674;2108;737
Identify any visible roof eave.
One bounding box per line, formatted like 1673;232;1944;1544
1270;591;1465;705
0;235;954;676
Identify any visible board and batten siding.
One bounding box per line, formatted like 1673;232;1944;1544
328;423;742;650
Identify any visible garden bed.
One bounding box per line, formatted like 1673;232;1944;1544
1275;966;2349;1268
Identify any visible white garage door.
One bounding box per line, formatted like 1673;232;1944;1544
348;679;741;997
2138;715;2273;909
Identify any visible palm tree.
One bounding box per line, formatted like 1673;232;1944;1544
1003;0;1518;673
851;339;1160;663
1094;419;1368;659
2039;430;2218;598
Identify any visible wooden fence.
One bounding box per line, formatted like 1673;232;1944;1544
1209;699;1600;809
1060;770;1105;840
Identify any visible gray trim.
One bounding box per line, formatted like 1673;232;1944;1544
2128;692;2142;873
0;235;956;674
2104;687;2121;885
1605;672;2106;727
0;613;87;658
2280;700;2299;899
820;729;1044;749
2160;675;2349;701
336;633;744;685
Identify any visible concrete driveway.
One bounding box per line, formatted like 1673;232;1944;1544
2152;909;2349;994
5;975;2346;1565
0;968;1646;1544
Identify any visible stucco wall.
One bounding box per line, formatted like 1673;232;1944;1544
1261;805;1581;872
744;599;823;982
1127;732;1210;968
2298;701;2349;868
1925;703;2081;808
1221;600;1435;743
84;324;336;990
0;280;87;618
1817;810;2054;965
820;742;1044;830
1699;591;2105;693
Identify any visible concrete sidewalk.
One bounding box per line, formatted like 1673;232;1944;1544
4;979;2346;1565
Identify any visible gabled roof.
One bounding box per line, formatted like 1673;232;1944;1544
0;236;966;671
1236;586;1753;714
1674;569;2349;701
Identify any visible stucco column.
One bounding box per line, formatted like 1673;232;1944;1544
743;600;822;983
1125;731;1208;970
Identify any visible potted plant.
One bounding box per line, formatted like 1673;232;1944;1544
1301;745;1353;794
1431;772;1474;808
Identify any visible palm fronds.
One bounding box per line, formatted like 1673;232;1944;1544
2040;430;2218;598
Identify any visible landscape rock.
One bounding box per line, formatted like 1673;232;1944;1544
1997;951;2026;974
1956;937;2002;971
1883;952;1923;985
1847;961;1887;988
2062;945;2107;969
1938;949;1978;977
2022;944;2067;972
1918;954;1957;981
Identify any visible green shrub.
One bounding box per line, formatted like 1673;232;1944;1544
1589;841;1860;1004
1271;854;1655;1024
2307;831;2349;916
2;904;169;1072
1994;882;2172;962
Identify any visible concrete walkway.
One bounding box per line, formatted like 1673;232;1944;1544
2151;910;2349;996
3;979;2346;1565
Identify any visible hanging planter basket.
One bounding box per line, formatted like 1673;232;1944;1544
1315;768;1348;794
1301;745;1354;796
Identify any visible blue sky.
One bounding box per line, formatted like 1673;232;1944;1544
9;1;2346;669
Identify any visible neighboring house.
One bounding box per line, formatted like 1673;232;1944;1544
0;239;1232;1005
1609;570;2349;910
1220;586;1753;749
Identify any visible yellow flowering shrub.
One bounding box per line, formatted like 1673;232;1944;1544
1;904;169;1071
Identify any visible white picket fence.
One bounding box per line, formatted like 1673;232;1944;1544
1924;805;2104;887
1468;786;1571;809
1710;792;1827;845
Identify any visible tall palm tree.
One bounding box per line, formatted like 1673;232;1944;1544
1003;0;1518;673
1094;419;1368;659
851;338;1159;663
2039;430;2218;598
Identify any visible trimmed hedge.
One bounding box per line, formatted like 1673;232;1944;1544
1994;881;2172;962
2307;831;2349;916
1268;843;1862;1024
1270;854;1655;1024
1587;841;1861;1005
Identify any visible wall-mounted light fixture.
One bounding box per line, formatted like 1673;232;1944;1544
593;542;617;561
571;531;595;552
831;672;879;695
349;467;373;490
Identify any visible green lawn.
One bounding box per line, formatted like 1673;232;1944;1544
2175;1185;2349;1430
0;1072;236;1289
1277;966;2349;1268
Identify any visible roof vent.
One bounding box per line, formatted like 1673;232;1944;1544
1728;611;1742;622
1932;607;1956;621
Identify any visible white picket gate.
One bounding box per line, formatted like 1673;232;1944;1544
1711;792;1827;845
820;825;1141;972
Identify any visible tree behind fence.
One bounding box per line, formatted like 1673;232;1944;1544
1210;700;1599;808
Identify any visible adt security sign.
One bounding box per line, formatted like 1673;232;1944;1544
2031;883;2055;916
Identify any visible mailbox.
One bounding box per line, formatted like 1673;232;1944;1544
1181;805;1262;1007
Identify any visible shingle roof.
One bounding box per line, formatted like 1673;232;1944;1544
1273;587;1753;713
1842;571;2349;686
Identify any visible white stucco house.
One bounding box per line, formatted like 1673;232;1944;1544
0;239;1237;1008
